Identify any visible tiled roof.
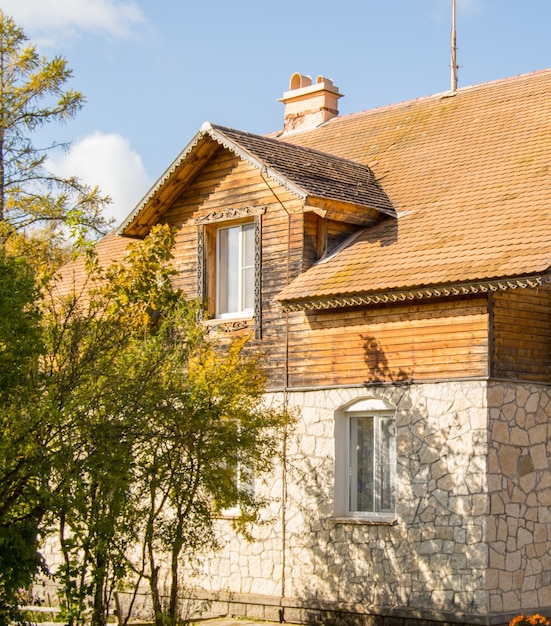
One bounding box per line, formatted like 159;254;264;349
119;122;395;236
209;125;395;217
53;230;131;299
276;69;551;307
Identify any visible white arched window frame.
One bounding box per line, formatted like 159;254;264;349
334;398;396;522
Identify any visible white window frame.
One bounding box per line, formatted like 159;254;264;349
334;398;396;522
216;222;255;319
220;462;254;518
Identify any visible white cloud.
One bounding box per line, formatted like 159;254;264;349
48;132;152;227
0;0;147;44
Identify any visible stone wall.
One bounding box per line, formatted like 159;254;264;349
39;379;551;625
186;381;496;623
487;381;551;614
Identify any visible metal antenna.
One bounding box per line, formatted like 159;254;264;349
450;0;458;91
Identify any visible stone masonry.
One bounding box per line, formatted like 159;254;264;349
179;380;551;625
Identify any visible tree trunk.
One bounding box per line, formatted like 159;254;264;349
91;551;108;626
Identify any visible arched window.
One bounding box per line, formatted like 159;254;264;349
335;398;396;521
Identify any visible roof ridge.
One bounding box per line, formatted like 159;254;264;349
292;66;551;128
210;123;376;169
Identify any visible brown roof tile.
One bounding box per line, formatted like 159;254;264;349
53;230;133;299
276;69;551;306
210;125;395;216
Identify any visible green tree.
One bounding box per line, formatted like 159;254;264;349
0;247;47;626
0;10;110;242
134;328;290;626
43;225;291;626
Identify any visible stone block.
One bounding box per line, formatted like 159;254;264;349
502;590;521;612
530;443;548;470
492;421;509;444
489;547;506;569
529;423;548;445
505;549;522;572
499;445;521;475
485;568;499;590
489;593;503;613
525;392;541;414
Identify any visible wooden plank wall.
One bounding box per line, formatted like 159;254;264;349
491;288;551;382
302;213;365;271
285;297;489;388
158;146;304;389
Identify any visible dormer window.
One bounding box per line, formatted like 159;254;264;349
195;206;265;336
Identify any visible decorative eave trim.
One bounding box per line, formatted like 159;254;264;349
117;123;308;236
117;127;210;235
279;275;551;312
194;205;266;225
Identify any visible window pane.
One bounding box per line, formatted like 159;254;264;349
242;225;254;311
378;416;396;512
347;412;395;515
217;223;255;317
218;226;240;314
217;228;229;313
349;416;374;513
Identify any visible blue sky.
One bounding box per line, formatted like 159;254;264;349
2;0;551;225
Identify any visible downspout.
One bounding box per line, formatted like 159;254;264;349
260;167;291;623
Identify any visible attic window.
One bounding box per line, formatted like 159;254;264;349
195;206;265;337
216;223;254;318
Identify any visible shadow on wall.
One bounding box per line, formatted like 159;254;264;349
285;336;487;625
362;334;411;383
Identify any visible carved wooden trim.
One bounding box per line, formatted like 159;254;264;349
194;205;266;225
212;319;254;334
197;224;205;303
254;214;262;340
196;211;263;337
280;275;550;312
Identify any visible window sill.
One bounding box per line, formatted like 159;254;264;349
204;315;254;334
330;516;397;526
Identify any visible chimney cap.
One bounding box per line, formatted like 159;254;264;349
281;73;341;101
290;73;312;90
279;72;343;134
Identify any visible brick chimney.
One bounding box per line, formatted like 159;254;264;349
279;73;343;134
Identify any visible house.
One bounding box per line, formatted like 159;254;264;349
63;69;551;625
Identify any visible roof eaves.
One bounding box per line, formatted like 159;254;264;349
117;126;211;236
279;274;551;312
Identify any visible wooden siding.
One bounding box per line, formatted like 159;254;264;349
326;219;360;255
284;297;489;388
303;214;363;271
491;289;551;382
155;145;305;389
303;212;321;271
58;145;551;393
153;147;494;389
